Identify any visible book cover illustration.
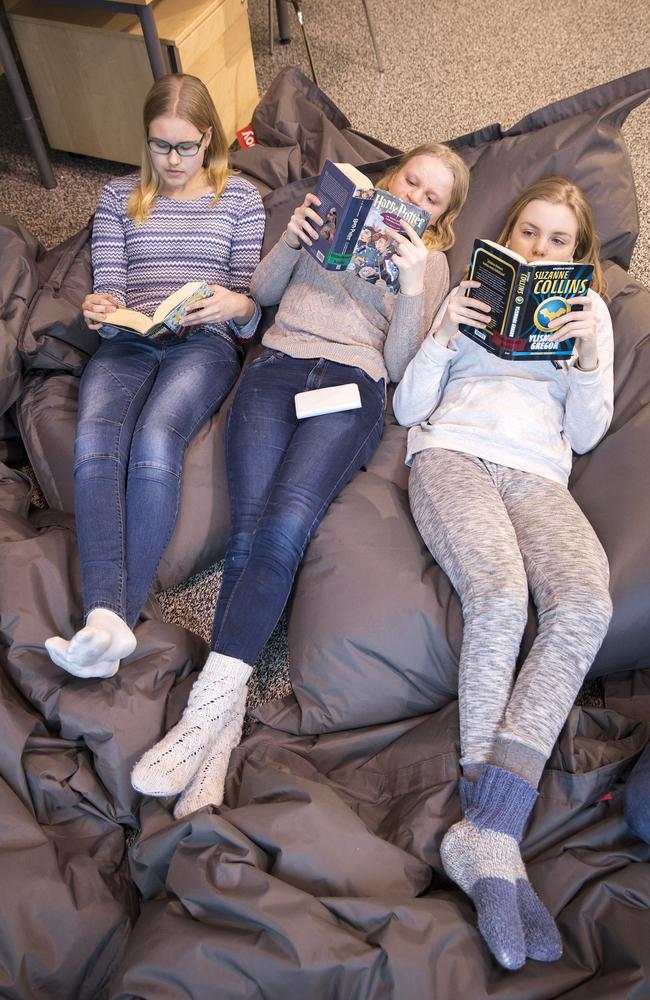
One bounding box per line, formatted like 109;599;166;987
100;281;213;345
306;161;430;293
345;191;430;295
460;239;593;361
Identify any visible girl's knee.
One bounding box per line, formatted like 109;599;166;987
554;581;613;640
129;423;185;472
463;572;529;632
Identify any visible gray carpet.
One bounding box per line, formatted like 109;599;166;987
3;0;648;709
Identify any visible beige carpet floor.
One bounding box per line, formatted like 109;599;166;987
2;0;648;706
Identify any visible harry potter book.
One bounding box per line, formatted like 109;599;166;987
460;239;593;361
307;161;431;295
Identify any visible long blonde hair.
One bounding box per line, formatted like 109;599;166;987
376;143;470;252
128;74;231;224
498;176;605;295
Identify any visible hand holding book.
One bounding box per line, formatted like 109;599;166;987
82;292;122;330
458;239;594;361
434;280;491;348
94;282;214;344
181;284;254;328
390;220;429;297
547;295;598;370
297;162;432;294
284;192;323;249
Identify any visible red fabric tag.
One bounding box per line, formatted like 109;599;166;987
236;125;257;149
599;791;613;801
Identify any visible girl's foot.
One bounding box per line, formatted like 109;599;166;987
131;652;251;797
440;765;562;970
45;609;136;678
173;690;247;818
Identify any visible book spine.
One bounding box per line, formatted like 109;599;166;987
503;266;532;358
334;197;373;263
307;161;357;270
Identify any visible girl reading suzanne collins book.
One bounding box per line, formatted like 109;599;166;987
393;176;614;971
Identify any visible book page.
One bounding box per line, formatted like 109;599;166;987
101;308;151;335
153;281;210;325
481;239;527;264
333;162;373;190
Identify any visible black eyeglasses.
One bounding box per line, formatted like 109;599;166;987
147;133;206;157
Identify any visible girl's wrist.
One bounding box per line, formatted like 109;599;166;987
282;229;301;250
433;320;455;348
232;294;254;325
399;282;424;298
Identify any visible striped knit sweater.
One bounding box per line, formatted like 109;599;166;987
91;174;265;344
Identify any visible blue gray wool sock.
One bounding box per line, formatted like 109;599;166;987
440;765;563;970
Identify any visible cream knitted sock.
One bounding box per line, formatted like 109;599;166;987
131;651;251;797
173;689;247;818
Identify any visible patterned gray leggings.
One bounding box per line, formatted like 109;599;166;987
409;448;613;787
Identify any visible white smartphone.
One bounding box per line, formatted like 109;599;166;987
294;383;362;419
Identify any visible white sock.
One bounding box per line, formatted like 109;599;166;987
45;609;136;679
44;637;120;679
173;690;247;818
131;651;252;797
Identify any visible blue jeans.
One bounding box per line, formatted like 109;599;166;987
74;331;240;627
624;742;650;844
210;350;386;663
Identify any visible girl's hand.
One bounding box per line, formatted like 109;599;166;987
434;281;491;348
391;221;428;296
82;292;120;330
284;193;323;248
182;285;253;327
548;296;598;370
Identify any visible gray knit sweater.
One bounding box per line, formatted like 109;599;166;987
250;236;450;382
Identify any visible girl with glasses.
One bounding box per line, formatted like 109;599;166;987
45;74;264;681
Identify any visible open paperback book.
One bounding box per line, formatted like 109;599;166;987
100;282;213;344
460;239;593;361
307;161;431;294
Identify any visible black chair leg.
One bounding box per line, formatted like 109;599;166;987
286;0;319;86
0;14;57;189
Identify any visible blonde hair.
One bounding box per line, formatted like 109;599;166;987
498;176;605;295
128;74;231;224
376;143;470;252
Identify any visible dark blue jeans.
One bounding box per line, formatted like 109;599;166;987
210;350;385;663
625;742;650;844
74;331;240;627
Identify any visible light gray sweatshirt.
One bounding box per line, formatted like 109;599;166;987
393;289;614;486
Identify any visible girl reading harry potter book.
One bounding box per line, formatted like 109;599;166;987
129;142;470;817
393;176;614;971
